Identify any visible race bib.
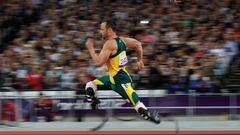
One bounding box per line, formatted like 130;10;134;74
119;55;128;67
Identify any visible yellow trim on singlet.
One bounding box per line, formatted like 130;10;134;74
106;51;127;84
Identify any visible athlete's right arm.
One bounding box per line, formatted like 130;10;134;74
121;37;144;70
85;38;115;67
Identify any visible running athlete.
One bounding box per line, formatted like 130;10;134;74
85;19;161;124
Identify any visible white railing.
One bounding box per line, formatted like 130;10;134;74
0;89;239;123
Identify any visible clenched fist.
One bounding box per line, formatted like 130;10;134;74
85;38;95;50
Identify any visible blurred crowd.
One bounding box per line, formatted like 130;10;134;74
1;0;240;94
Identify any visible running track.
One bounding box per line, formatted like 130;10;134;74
0;121;239;135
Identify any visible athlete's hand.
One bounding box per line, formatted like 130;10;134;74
85;38;95;50
136;60;144;70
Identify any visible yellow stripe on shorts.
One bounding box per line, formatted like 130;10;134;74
121;83;136;106
93;79;104;85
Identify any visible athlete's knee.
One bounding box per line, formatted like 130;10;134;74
85;81;97;96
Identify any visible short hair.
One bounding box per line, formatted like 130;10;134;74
105;19;117;32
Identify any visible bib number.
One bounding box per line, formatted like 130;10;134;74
119;55;128;67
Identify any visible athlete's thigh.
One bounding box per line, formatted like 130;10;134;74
112;83;139;106
93;75;112;90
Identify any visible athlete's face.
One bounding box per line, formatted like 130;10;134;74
99;22;108;39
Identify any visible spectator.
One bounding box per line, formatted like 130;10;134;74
1;100;16;122
148;61;162;89
26;66;44;90
167;74;188;94
33;92;55;122
60;66;76;89
188;69;213;93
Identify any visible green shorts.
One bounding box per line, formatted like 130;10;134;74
93;75;139;106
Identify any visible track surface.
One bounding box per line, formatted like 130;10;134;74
0;121;239;135
0;130;240;135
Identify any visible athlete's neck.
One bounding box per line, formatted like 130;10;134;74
107;32;118;40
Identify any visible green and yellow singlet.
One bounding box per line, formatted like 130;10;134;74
107;37;132;85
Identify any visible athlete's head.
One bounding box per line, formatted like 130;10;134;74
99;19;117;39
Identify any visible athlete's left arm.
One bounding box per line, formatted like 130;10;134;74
85;38;114;67
120;37;144;70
